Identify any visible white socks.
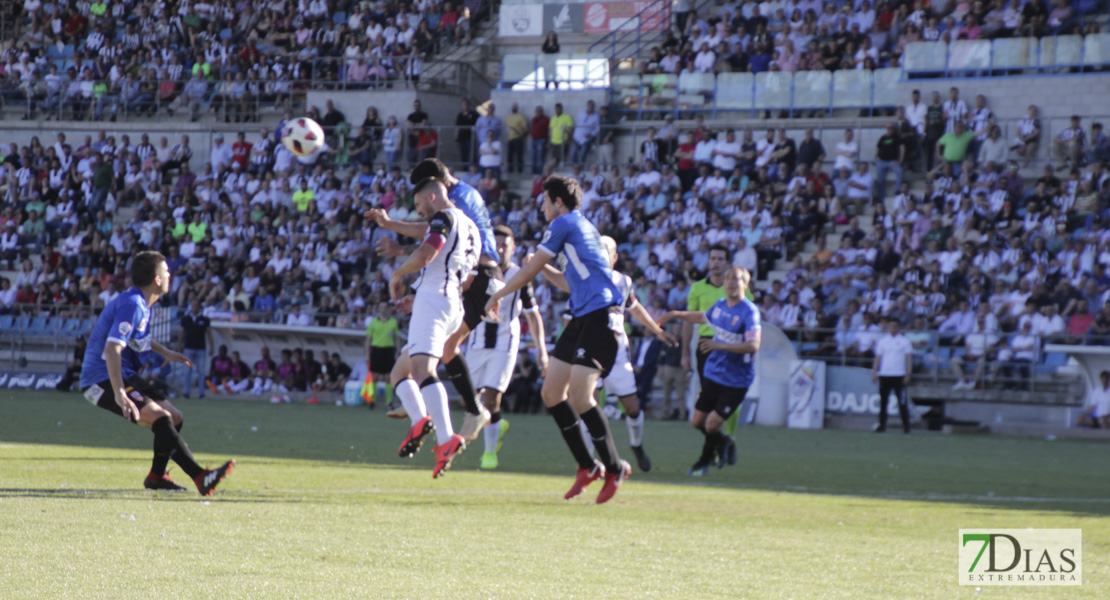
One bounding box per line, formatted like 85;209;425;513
627;411;644;447
396;379;427;427
421;380;454;445
483;422;500;454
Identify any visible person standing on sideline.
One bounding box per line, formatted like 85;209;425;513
530;106;549;174
505;102;528;175
365;301;402;412
454;99;479;166
1077;370;1110;428
549;103;574;169
178;299;213;399
871;317;914;433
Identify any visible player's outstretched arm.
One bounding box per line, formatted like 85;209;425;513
523;308;549;374
152;340;194;367
364;208;430;240
629;301;678;347
485;252;552;320
658;310;707;326
538;263;569;293
698;333;761;355
388;242;439;301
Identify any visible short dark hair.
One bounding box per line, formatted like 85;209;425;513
412;176;447;196
709;244;730;260
409;158;450;185
493;224;514;238
131;250;166;287
542;175;581;211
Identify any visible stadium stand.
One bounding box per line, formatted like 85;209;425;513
2;0;1110;427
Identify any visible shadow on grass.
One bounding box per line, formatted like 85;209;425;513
5;392;1110;516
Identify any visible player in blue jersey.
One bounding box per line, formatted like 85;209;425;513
484;175;631;504
367;159;509;442
79;251;234;496
657;266;761;477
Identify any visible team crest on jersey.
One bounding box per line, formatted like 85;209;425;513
138;318;148;332
732;315;739;326
118;322;132;336
542;230;552;244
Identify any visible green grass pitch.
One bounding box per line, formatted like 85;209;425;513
1;391;1108;599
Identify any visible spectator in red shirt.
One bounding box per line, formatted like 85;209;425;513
231;132;251;169
530;106;549;174
1066;299;1096;344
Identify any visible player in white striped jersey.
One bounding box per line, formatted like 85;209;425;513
386;178;480;479
467;225;549;470
538;236;677;472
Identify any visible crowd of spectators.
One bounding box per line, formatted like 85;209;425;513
3;80;1110;395
0;0;484;121
647;0;1100;79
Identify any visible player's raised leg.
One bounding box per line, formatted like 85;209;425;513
392;351;433;458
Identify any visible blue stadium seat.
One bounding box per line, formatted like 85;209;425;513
27;317;49;336
0;315;12;331
14;316;30;332
333;11;347;26
220;28;233;41
62;318;82;334
80;320;95;335
1043;352;1068;366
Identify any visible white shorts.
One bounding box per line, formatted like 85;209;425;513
602;333;637;399
467;343;518;394
404;292;463;359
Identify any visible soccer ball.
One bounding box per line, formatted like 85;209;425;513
281;117;325;157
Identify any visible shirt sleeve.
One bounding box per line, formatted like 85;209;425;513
537;216;569;257
744;304;762;341
107;301;144;347
424;210;454;251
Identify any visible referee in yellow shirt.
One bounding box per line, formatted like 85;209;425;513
364;301;401;412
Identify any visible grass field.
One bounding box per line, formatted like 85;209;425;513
1;391;1108;599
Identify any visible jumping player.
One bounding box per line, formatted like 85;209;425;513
387;178;481;478
79;251;234;496
370;158;501;441
485;175;630;504
468;225;549;470
536;235;677;472
657;266;761;477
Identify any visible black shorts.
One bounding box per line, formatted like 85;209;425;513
462;263;505;331
552;305;621;377
81;378;165;424
695;335;712;378
369;346;397;374
695;377;748;418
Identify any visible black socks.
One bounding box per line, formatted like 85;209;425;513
444;355;480;414
150;420;183;477
580;406;620;473
490;411;501;425
550;401;596;470
700;430;725;465
151;417;204;479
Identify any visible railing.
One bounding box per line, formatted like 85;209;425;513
499;53;611;90
611;68;904;120
587;0;672;60
903;33;1110;78
769;326;1089;394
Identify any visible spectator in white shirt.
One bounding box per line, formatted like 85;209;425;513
951;314;997;389
904;89;927;136
286;304;311;327
846;161;872;215
1078;370;1110;428
833;128;858;172
995;320;1037;387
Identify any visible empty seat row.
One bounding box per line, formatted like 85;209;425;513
904;33;1110;72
